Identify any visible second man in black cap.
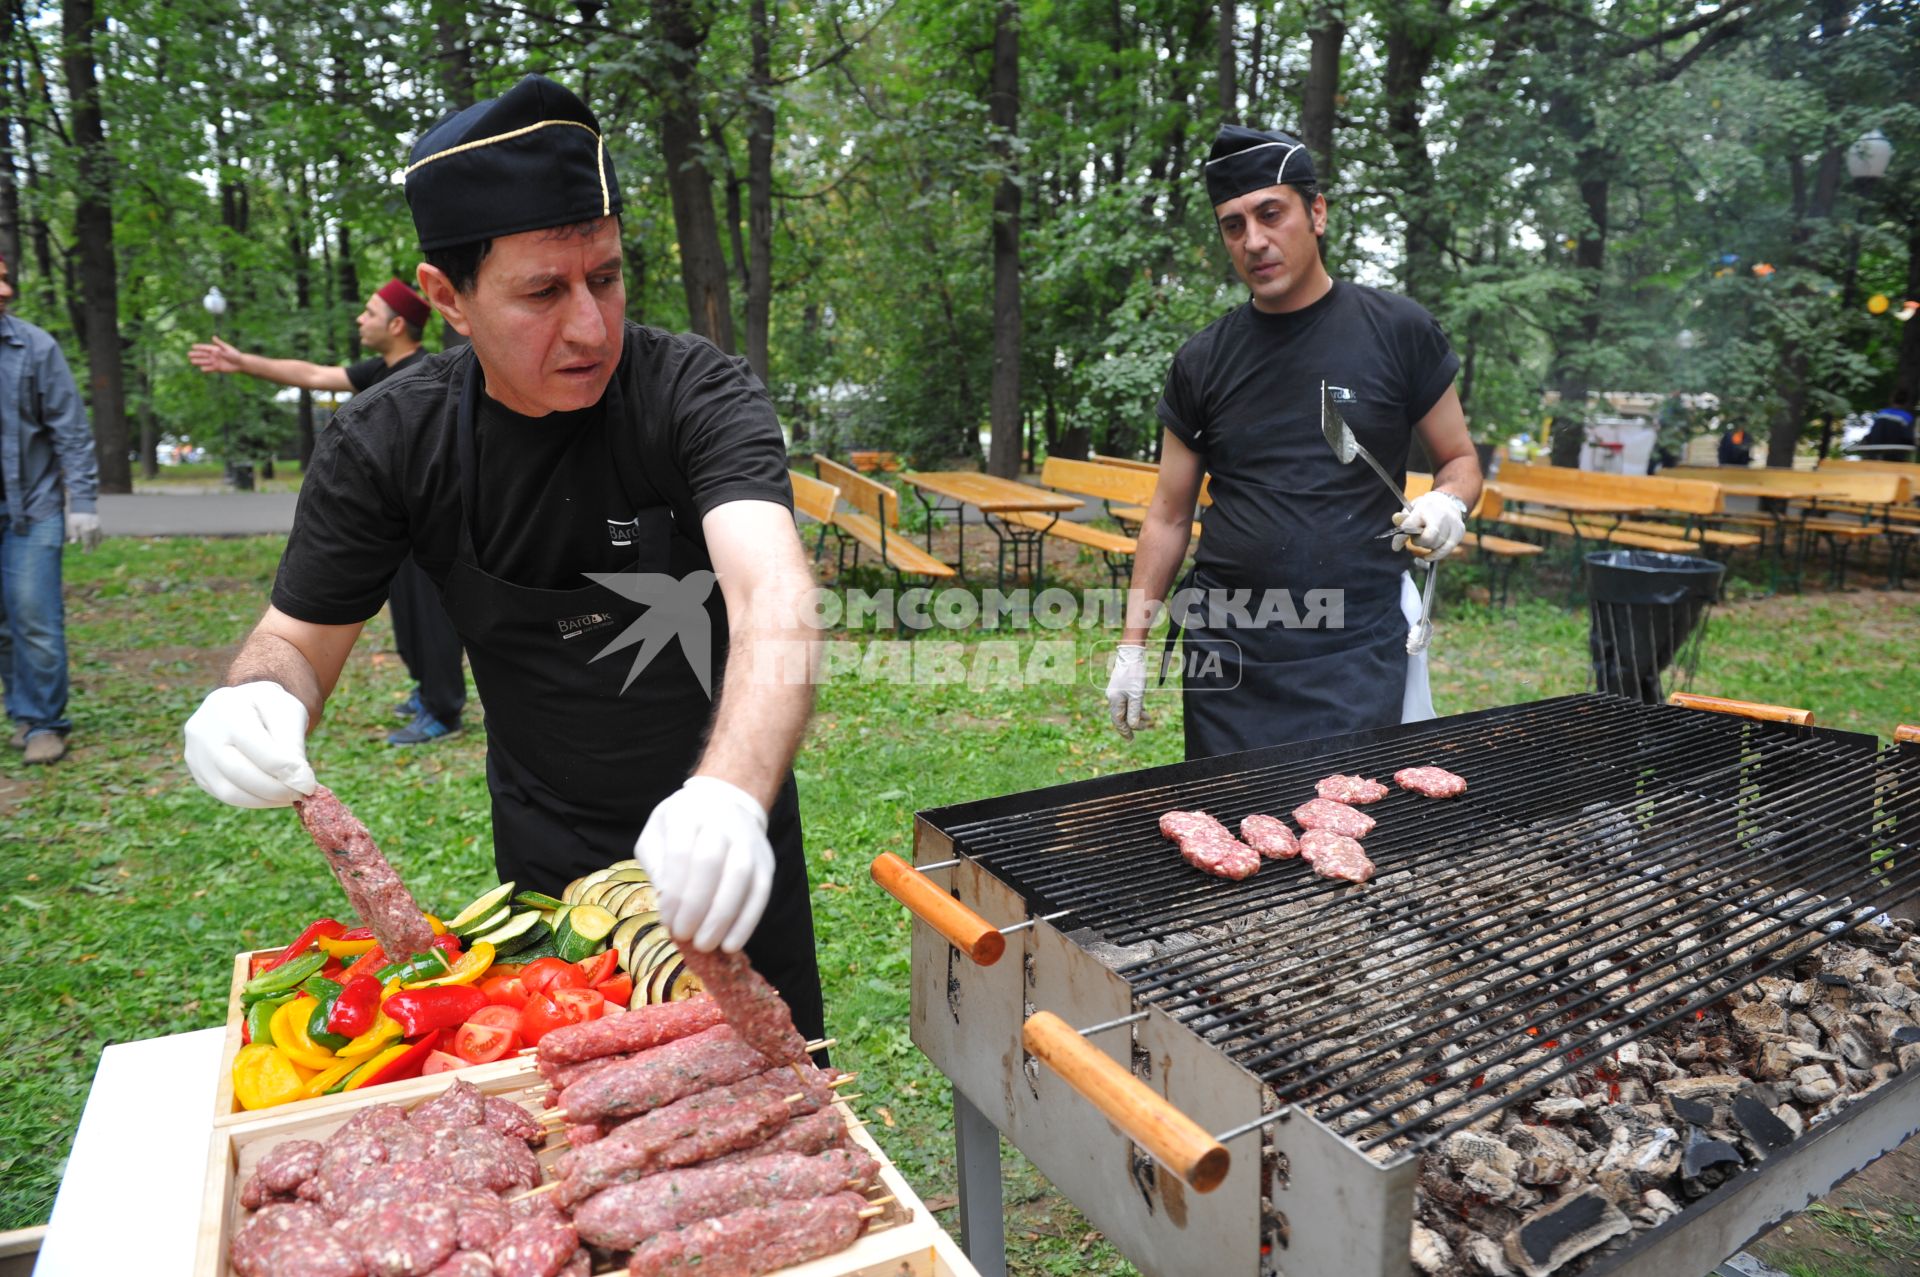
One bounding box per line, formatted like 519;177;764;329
1104;123;1483;757
183;74;827;1042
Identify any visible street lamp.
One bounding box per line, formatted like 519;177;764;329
1846;129;1892;181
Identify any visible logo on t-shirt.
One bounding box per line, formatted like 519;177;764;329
556;611;618;640
607;516;641;547
1326;385;1356;403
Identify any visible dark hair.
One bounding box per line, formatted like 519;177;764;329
1895;386;1914;409
423;239;494;296
1294;182;1325;242
400;317;425;343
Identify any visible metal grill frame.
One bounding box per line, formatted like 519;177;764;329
910;695;1920;1277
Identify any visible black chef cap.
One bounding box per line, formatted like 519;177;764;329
404;74;622;251
1204;123;1316;207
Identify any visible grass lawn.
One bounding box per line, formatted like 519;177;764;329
1;535;1914;1270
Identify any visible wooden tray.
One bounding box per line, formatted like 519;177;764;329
195;1057;978;1277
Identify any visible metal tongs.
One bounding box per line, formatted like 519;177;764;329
1320;382;1437;655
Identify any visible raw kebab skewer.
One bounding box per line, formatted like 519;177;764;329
292;784;436;960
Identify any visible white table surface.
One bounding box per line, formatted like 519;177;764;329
36;1027;224;1276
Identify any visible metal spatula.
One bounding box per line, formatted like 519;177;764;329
1320;381;1437;655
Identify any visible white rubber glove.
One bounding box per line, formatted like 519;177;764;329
635;775;774;954
183;682;317;808
1393;491;1468;562
1105;644;1149;740
66;511;102;551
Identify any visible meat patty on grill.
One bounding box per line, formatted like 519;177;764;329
1292;797;1376;839
1394;765;1468;798
1300;830;1375;884
1159;810;1260;881
1315;774;1389;805
1238;814;1299;859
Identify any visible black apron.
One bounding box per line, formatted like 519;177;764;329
436;357;824;1042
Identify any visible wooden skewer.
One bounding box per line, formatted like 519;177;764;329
507;1181;562;1203
836;1092;864;1103
806;1037;837;1052
828;1072;859;1088
865;1194;896;1207
858;1205;887;1220
537;1109;570;1123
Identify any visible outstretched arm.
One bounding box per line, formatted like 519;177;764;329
189;336;353;393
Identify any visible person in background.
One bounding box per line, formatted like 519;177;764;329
189;278;468;746
0;249;102;764
1104;123;1480;757
1858;387;1916;459
1717;425;1754;467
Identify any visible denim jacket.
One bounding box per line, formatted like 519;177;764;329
0;312;98;526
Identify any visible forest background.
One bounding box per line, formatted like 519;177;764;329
4;0;1917;488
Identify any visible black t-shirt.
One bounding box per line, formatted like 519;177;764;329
344;347;426;393
274;322;793;625
1157;281;1459;594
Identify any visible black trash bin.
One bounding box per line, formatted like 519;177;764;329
1585;550;1724;703
227;463;255;491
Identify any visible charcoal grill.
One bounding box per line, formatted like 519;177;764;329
880;693;1920;1277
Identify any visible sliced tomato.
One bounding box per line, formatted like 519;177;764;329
517;992;574;1045
553;988;607;1024
577;950;620;988
452;1020;519;1064
470;1004;522;1033
422;1050;470;1076
520;957;588;997
593;974;634;1009
480;974;531;1009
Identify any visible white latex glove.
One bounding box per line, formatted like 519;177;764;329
1393;491;1468;562
635;775;774;954
1105;644;1149;740
183;682;317;808
66;511;102;551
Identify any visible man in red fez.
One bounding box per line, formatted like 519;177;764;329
189;277;468;747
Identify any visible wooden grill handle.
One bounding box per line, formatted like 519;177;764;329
869;853;1006;966
1667;692;1814;726
1897;725;1920;745
1021;1010;1230;1194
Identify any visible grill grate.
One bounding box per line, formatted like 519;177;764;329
928;694;1920;1153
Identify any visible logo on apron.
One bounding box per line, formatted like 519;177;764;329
581;569;720;696
607;516;641;547
555;611;618;640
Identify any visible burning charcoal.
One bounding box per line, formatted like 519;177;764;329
1731;1092;1795;1156
1900;1043;1920;1073
1679;1126;1743;1188
1464;1234;1516;1276
1891;1025;1920;1048
1662;1093;1714;1129
1655;1075;1742;1106
1442;1132;1525;1204
1788;1013;1822;1045
1505;1126;1583;1186
1597;1122;1681;1183
1638;1188;1680;1227
1532;1097;1588;1122
1789;1064;1839;1105
1774;1105;1804;1139
1410;1222;1453;1276
1502;1190;1632;1277
1730;1002;1788;1039
1835;1030;1873;1068
1789;981;1816;1007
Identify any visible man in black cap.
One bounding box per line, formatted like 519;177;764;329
181;75;826;1039
188;278;469;748
1104;123;1482;758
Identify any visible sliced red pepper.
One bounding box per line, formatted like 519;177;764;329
431;934;464;959
326;974;383;1038
383;985;490;1037
337;926;374;941
343;943;391;975
260;919;348;973
359;1029;442;1088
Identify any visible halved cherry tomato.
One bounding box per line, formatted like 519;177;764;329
517;992;574;1045
453;1020;519;1064
470;1004;522;1033
422;1050;469;1075
520;957;588;997
577;950;620;988
593;974;634;1009
553;988;606;1024
480;974;531;1009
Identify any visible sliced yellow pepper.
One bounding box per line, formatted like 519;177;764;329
302;1057;361;1098
342;1043;414;1090
404;941;494;988
270;996;339;1070
316;934;379;958
425;914;446;935
233;1043;306;1110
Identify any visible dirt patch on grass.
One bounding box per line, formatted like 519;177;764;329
1752;1133;1920;1274
0;773;30;820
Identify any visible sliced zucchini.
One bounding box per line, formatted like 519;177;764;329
513;890;567;911
555;904;619;963
511;937;561;964
453;904;511;942
473;911;547;955
445;882;516;934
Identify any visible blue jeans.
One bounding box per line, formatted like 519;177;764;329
0;513;69;735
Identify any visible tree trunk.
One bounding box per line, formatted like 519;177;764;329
1383;1;1452;302
1300;6;1345;186
1216;0;1236;121
985;0;1022;480
1895;221;1920;400
746;0;775;382
289;182;317;468
63;0;130;493
654;0;736;352
0;34;20;273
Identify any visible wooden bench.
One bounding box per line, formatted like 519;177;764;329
812;455;957;582
848;450;901;473
1402;474;1547;606
1665;464;1910;587
789;469;842;564
1086;453;1213;524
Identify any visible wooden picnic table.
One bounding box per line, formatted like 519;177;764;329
1661;465;1908;589
1485;481;1655;518
899;471;1084;588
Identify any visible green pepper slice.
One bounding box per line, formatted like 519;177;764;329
239;950;327;1003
